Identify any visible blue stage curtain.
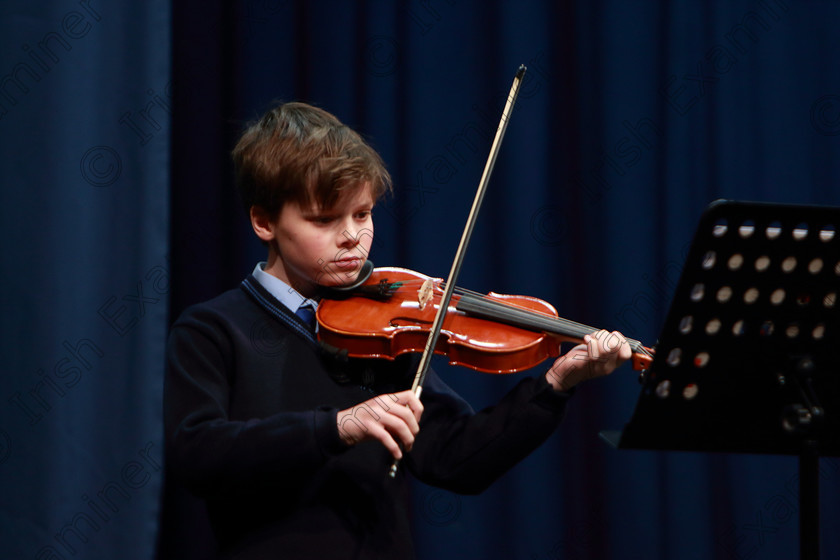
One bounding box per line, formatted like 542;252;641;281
0;1;170;559
177;1;840;559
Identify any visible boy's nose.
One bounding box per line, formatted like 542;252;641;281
338;224;361;248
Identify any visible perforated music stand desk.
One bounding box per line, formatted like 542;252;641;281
603;200;840;560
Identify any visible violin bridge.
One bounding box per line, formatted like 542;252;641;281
417;278;434;310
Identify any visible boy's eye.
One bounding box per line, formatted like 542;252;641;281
308;209;371;224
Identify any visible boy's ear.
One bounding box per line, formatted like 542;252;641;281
249;206;275;242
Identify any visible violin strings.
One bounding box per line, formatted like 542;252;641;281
374;278;651;356
450;286;651;355
456;292;593;338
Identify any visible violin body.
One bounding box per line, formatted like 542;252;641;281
317;267;654;374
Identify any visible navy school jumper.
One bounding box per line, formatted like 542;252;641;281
165;274;572;559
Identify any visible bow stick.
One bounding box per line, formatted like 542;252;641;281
389;65;527;477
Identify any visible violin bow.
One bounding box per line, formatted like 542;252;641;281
389;65;527;478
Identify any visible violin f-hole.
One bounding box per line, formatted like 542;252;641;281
389;316;433;328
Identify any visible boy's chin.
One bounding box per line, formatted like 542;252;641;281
316;270;361;288
315;260;372;291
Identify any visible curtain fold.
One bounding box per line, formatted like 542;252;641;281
0;2;170;559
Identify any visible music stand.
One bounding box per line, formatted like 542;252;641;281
603;200;840;560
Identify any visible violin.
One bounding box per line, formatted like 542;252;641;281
317;266;655;374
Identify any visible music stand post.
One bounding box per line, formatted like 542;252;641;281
606;200;840;560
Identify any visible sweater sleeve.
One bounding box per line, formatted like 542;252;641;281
405;369;572;494
164;308;349;499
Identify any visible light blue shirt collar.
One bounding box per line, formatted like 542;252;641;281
252;263;318;313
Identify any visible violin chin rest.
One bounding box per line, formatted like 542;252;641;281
321;260;375;295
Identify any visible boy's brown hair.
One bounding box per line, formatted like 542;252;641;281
232;102;392;217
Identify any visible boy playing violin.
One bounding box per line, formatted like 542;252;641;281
165;101;631;559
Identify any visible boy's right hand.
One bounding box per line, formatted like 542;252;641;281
336;390;424;460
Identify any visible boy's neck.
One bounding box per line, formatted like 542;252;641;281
262;253;317;299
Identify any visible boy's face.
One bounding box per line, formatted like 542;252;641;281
257;183;375;297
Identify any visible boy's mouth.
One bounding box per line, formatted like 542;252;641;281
333;257;362;270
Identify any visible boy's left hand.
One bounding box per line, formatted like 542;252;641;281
545;329;631;392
